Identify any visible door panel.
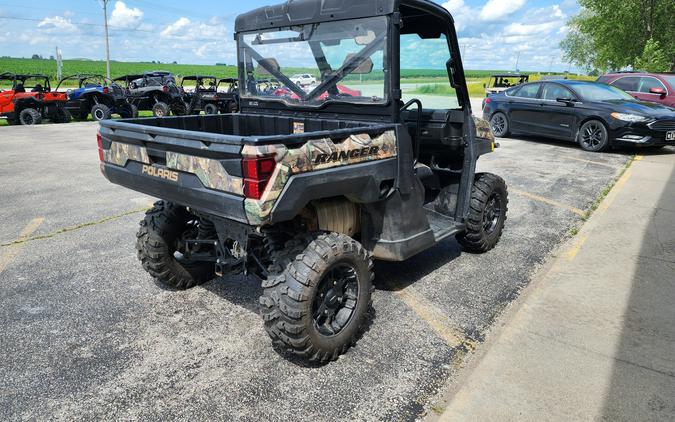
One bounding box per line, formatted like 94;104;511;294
508;83;542;133
537;83;578;140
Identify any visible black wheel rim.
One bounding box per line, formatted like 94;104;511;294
491;114;506;137
312;263;359;336
581;122;605;150
24;114;33;125
483;193;502;234
94;109;104;120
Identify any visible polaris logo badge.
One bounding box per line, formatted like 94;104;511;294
142;165;179;182
314;146;380;164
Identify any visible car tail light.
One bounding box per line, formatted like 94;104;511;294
242;156;276;200
103;87;109;94
484;97;492;104
163;86;169;93
97;132;104;162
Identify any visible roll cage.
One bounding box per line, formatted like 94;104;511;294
234;0;470;121
55;74;120;91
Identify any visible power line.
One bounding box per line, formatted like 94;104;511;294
0;15;226;42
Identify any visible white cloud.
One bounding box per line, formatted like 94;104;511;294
161;17;190;38
441;0;476;32
504;21;559;36
37;16;77;33
479;0;527;21
109;1;143;29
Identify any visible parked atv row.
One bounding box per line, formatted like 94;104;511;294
1;71;240;126
0;73;72;125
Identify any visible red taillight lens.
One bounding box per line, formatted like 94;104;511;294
485;97;492;104
97;132;104;162
242;156;276;200
103;87;109;94
163;86;169;93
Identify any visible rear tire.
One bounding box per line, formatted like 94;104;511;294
117;102;134;118
204;103;218;115
19;108;42;125
152;102;170;117
490;112;510;137
136;201;215;290
130;104;139;118
260;232;373;363
91;103;112;121
52;107;71;123
170;101;188;116
456;173;508;253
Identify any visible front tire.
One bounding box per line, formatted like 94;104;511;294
457;173;508;253
19;108;42;125
490;112;510;137
260;232;373;363
578;120;609;152
52;107;71;123
136;201;215;289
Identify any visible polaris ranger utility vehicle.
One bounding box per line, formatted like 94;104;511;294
56;74;136;121
114;71;186;117
217;77;240;112
180;75;238;115
98;0;508;363
0;73;71;125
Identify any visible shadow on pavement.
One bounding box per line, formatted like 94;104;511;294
601;162;675;420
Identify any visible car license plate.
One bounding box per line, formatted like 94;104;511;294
667;131;675;141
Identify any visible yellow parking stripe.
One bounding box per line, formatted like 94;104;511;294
397;289;476;351
0;218;44;274
510;188;585;217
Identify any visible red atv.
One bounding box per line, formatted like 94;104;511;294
0;73;71;125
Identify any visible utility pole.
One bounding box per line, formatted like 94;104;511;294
514;51;520;72
98;0;111;79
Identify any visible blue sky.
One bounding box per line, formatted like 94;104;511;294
0;0;580;71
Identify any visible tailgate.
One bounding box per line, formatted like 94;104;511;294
98;121;248;223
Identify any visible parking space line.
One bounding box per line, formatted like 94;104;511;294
596;167;633;215
0;218;44;274
1;206;151;248
510;188;585;217
564;235;588;261
396;289;476;351
563;156;617;169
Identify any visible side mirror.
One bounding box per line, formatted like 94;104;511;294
650;87;666;96
556;97;577;106
343;55;373;74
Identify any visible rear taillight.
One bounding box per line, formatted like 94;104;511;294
163;86;169;93
242;156;276;200
97;132;104;162
103;87;109;94
484;97;492;104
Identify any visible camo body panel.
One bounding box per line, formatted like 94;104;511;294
103;142;150;167
166;152;243;195
243;130;397;225
473;116;495;142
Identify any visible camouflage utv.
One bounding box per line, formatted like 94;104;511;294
97;0;508;363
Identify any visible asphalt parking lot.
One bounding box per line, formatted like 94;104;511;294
0;116;651;420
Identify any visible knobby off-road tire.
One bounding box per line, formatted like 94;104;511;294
52;107;72;123
152;102;170;117
19;108;42;125
136;201;215;290
260;232;374;363
204;103;219;115
117;102;135;119
91;103;112;121
457;173;508;253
